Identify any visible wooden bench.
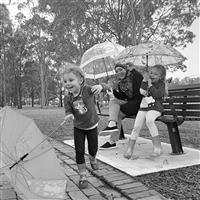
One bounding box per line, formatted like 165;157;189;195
97;83;200;154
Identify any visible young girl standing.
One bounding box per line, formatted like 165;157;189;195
124;64;167;159
62;65;103;189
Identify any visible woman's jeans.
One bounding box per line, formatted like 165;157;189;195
74;127;98;164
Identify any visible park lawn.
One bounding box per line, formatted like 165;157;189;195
18;106;200;150
17;107;200;200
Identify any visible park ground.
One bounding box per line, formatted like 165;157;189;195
11;106;200;199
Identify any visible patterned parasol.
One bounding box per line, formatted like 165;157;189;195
80;41;125;79
115;42;186;72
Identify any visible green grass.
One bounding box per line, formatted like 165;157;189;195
15;106;200;200
17;106;200;150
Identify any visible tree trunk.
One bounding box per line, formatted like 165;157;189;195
16;76;22;109
14;76;18;107
17;85;22;109
137;0;144;44
2;46;6;106
59;88;63;107
40;62;46;108
127;0;137;45
31;89;34;107
45;75;48;106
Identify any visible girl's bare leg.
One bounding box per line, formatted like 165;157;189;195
146;111;162;156
124;111;146;159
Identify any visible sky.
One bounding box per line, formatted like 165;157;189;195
167;18;200;79
3;0;200;79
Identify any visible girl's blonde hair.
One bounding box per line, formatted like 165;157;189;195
60;64;85;85
152;64;168;96
152;64;166;81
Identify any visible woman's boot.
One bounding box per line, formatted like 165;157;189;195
77;163;88;189
151;136;163;157
124;139;136;159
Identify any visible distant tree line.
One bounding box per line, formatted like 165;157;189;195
0;0;199;108
170;76;200;86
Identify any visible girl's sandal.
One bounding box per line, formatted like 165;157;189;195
131;154;139;160
124;150;133;159
151;148;163;157
91;162;99;170
79;175;88;189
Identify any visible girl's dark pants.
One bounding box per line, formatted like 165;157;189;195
74;127;98;164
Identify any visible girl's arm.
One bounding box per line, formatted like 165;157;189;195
140;72;148;96
64;113;74;123
149;82;165;98
63;95;74;123
91;83;112;95
140;81;148;96
64;95;73;114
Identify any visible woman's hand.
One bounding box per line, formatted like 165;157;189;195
91;85;103;95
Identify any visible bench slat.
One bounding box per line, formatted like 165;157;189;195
169;90;200;96
158;115;200;122
163;110;200;117
164;97;200;103
163;104;200;110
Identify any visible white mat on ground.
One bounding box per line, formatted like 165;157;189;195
64;134;200;177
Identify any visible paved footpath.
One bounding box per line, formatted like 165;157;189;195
0;138;168;200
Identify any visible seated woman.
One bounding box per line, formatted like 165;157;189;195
99;63;143;149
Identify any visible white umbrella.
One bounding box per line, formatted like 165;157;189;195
115;42;186;72
0;107;67;200
80;41;125;79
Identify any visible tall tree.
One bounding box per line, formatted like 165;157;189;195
37;0;199;65
21;13;51;108
23;61;40;107
10;30;29;108
98;0;199;47
2;0;198;108
0;4;12;106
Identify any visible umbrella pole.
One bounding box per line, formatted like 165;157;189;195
108;58;115;78
9;153;29;170
27;122;66;155
102;58;109;82
146;54;149;71
93;64;96;80
8;122;65;170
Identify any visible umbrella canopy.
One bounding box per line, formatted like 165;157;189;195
0;107;67;200
80;41;125;79
115;42;186;71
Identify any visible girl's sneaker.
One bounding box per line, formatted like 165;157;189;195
79;175;88;189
